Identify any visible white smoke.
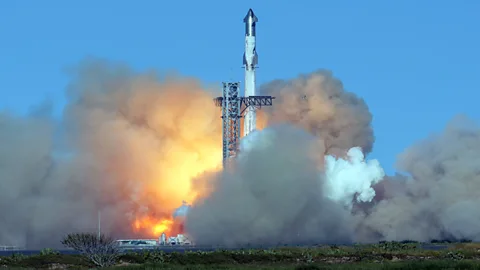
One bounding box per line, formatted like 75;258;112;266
239;129;274;155
239;129;385;211
324;147;385;209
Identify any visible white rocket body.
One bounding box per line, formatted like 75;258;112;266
243;9;258;137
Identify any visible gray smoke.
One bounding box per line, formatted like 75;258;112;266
0;58;223;248
185;125;354;247
0;109;55;247
184;70;376;246
261;70;375;157
2;59;480;249
185;71;480;246
359;115;480;242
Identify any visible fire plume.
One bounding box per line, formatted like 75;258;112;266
102;78;224;238
134;216;175;236
77;70;267;238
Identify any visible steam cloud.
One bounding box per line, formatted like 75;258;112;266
1;60;479;248
324;147;385;209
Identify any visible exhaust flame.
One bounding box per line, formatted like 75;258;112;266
133;217;174;236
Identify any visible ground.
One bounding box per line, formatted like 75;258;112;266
2;242;480;269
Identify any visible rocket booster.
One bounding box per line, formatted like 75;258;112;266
243;8;258;137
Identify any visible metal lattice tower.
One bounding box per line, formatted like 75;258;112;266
218;82;241;167
214;82;274;167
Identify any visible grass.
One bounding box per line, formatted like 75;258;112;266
0;254;92;268
2;242;480;269
108;260;480;269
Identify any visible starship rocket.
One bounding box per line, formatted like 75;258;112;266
243;8;258;137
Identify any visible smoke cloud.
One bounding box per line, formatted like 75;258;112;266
185;125;354;247
1;59;480;249
0;59;223;248
185;71;383;246
185;71;480;246
324;147;385;209
358;115;480;242
261;70;375;157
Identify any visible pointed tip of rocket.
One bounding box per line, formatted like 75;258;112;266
244;8;258;23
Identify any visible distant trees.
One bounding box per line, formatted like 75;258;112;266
61;233;119;267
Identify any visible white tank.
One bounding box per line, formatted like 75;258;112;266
160;233;167;245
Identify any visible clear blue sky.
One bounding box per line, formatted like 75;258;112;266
1;1;479;174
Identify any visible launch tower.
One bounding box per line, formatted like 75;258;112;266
214;83;274;167
214;9;274;166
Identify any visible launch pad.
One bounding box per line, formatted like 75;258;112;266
214;83;274;166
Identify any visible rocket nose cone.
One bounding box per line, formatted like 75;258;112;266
243;8;258;22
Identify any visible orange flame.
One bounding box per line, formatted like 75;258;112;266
133;216;175;236
122;79;266;238
118;80;224;238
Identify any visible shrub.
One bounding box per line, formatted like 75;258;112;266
375;241;418;251
61;232;119;267
40;248;59;256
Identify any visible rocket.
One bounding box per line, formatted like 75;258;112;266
243;8;258;137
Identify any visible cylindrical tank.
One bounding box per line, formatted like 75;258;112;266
160;233;166;245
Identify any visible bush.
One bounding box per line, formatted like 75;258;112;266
375;241;418;251
40;248;59;256
61;232;119;267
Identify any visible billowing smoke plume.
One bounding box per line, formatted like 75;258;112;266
261;70;375;157
0;110;56;248
185;70;480;246
324;147;385;209
185;125;354;247
2;59;480;248
0;59;223;248
358;115;480;242
185;71;383;246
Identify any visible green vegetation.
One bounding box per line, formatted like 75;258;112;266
2;241;480;269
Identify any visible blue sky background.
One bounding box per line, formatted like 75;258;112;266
1;0;479;174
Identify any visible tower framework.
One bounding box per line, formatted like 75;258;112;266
214;82;274;167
